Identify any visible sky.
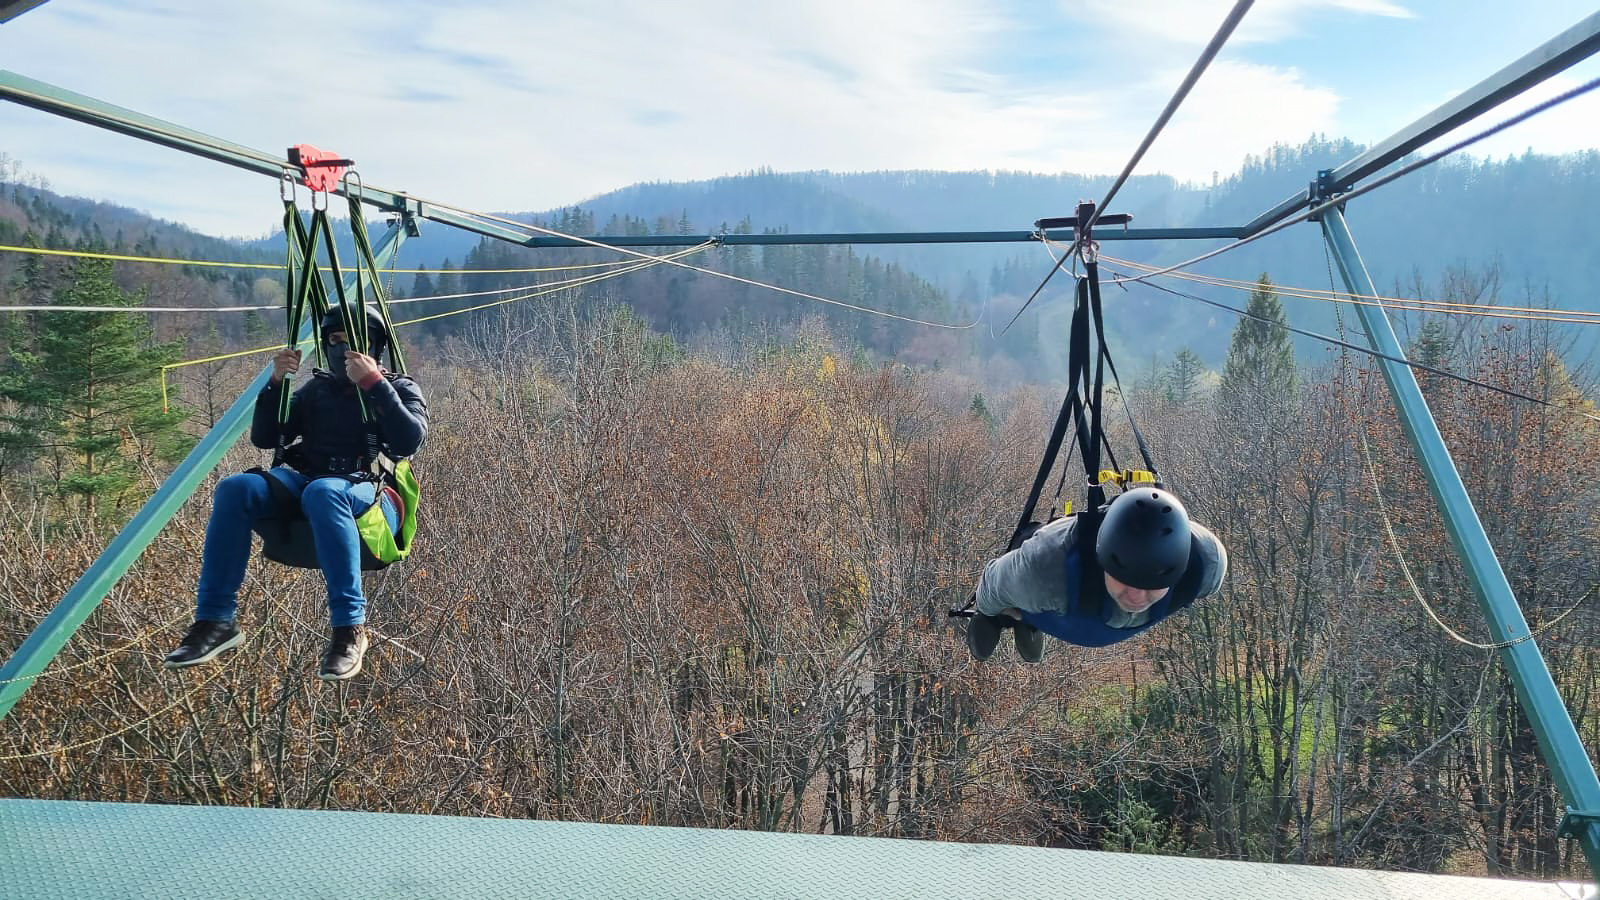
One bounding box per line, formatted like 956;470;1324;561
1;0;1597;239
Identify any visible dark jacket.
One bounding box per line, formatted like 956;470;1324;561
252;370;428;476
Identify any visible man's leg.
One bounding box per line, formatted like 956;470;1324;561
300;477;377;680
167;469;302;668
1013;623;1045;663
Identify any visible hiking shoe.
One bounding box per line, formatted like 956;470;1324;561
1014;622;1045;663
966;613;1004;661
163;619;243;669
318;625;370;681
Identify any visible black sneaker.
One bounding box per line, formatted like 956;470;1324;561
1014;623;1045;663
163;619;243;669
966;613;1004;661
318;625;370;681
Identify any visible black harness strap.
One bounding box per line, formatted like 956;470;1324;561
1085;262;1158;476
1010;273;1089;551
955;201;1161;623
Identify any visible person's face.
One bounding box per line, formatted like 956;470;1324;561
1104;572;1169;614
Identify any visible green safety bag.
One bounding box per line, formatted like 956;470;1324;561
354;457;419;566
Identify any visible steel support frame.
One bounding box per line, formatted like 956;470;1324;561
0;0;49;24
0;71;1246;249
0;222;409;720
1245;10;1600;236
1321;206;1600;884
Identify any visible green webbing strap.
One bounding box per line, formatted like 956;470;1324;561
344;176;406;375
278;199;328;427
305;203;372;422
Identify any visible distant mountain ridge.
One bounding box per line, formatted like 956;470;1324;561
10;136;1600;366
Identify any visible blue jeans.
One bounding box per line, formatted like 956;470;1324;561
195;467;398;627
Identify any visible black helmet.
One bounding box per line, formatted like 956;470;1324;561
320;305;390;361
1095;486;1191;590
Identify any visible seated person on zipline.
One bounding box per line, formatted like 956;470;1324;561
164;306;428;680
967;486;1227;663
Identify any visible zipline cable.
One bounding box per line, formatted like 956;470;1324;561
1000;0;1255;334
1107;74;1600;289
1086;0;1255;233
0;241;691;278
420;206;984;330
1099;262;1600;424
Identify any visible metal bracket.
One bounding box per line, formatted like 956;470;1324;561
385;197;423;237
1558;807;1600;840
1307;168;1344;222
1033;201;1132;261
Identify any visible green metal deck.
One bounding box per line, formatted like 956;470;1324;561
0;798;1590;899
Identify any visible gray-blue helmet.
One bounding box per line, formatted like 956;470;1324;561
1095;487;1191;590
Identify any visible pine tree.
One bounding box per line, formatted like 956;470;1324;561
969;392;996;428
1163;347;1208;405
1216;274;1296;418
0;257;192;520
411;270;437;302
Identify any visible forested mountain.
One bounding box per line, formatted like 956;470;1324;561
350;140;1600;371
9;137;1599;377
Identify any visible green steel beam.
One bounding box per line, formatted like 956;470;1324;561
1321;206;1600;884
0;0;50;24
516;227;1244;247
1245;10;1600;237
0;71;1245;251
0;223;409;722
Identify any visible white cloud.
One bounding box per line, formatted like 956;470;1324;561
1136;60;1344;182
1410;69;1600;163
1060;0;1414;47
0;0;1589;241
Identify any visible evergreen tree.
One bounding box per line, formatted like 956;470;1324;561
969;392;996;429
1163;347;1208;405
0;257;191;520
1411;319;1454;368
1216;274;1295;417
411;270;437;302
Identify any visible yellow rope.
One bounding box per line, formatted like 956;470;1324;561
0;593;293;762
0;243;279;269
0;608;193;687
392;243;712;328
1358;430;1597;649
0;665;228;761
1098;251;1600;324
156;243;713;410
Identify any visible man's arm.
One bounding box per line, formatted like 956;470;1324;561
975;516;1078;617
251;350;305;450
361;374;428;458
1189;521;1228;598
